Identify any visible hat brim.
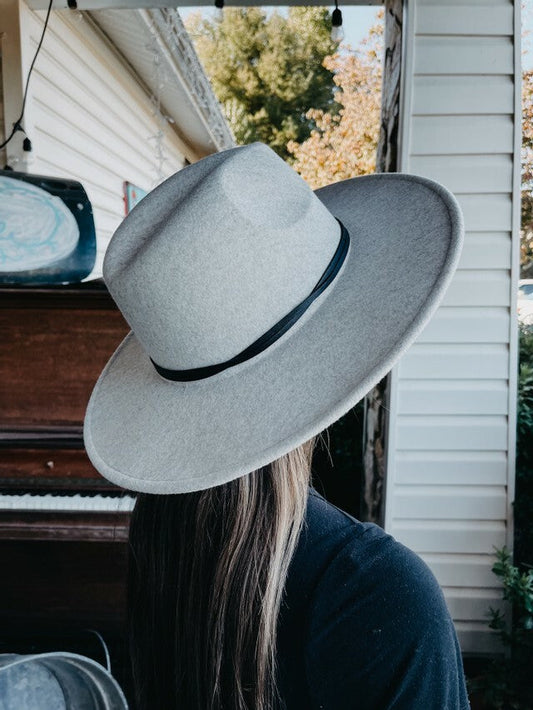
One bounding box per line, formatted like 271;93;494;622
83;172;463;494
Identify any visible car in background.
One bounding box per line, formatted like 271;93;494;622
518;279;533;326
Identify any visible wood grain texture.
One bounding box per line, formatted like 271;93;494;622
0;511;130;541
0;448;118;489
1;285;129;433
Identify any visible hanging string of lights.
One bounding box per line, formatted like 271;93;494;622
331;0;344;43
210;2;343;43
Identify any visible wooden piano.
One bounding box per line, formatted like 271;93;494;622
0;281;134;695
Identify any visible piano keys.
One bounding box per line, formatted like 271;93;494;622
0;492;136;513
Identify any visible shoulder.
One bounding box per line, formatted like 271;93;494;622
305;488;448;634
301;489;470;709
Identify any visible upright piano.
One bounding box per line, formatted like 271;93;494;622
0;281;134;692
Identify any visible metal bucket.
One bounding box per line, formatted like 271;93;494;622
0;652;129;710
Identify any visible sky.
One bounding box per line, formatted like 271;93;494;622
181;3;533;71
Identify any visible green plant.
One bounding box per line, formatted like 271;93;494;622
467;547;533;709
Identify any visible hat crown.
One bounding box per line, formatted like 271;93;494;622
103;143;341;371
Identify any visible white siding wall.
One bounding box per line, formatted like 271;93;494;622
385;0;521;655
19;2;187;278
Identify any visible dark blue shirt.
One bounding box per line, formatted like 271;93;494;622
276;487;471;709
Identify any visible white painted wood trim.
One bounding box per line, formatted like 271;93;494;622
506;0;521;552
383;0;414;533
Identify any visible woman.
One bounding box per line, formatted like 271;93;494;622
84;142;470;709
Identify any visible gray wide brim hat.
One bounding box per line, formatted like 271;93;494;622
84;143;463;495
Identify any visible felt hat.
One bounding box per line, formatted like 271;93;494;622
83;142;463;494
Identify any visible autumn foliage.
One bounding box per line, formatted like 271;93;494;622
288;14;383;189
186;6;384;175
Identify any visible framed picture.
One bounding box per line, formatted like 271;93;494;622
124;182;148;215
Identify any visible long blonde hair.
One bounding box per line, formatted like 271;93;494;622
127;437;316;710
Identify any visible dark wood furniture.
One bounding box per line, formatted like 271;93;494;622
0;281;133;696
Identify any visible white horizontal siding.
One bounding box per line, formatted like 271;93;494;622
398;343;509;379
445;588;506;621
391;520;507;555
27;18;179;166
394;485;508;519
445;585;509;653
414;36;513;75
396;452;508;486
425;552;502;587
416;2;514;36
398;380;509;415
21;4;188;278
442;271;510;307
397;415;508;450
413;75;514;115
456;194;513;232
417;307;509;343
460;234;512;270
386;0;519;655
411;115;514;154
409;155;513;193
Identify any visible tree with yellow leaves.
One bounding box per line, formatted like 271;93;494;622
287;12;383;189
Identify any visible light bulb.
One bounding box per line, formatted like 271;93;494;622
331;6;343;43
331;24;344;42
214;0;224;21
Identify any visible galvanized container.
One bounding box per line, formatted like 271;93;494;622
0;652;128;710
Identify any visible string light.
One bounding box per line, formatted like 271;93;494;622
331;0;344;43
214;0;224;22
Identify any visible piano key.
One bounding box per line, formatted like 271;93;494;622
0;493;136;512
